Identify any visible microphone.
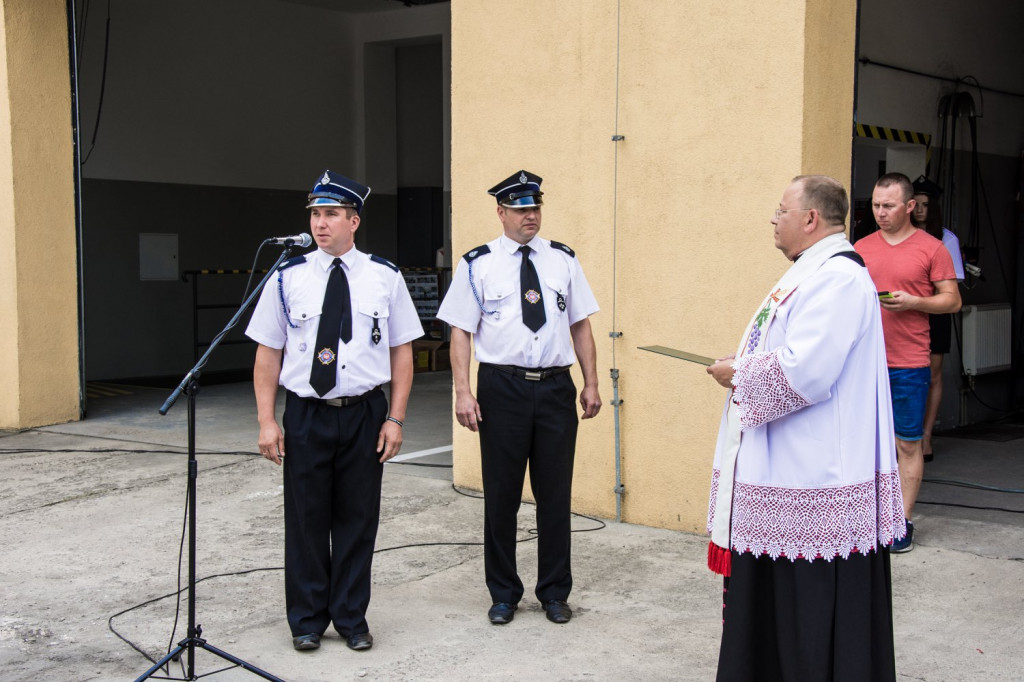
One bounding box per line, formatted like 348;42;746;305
265;233;313;248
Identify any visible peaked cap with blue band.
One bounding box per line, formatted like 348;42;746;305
488;170;544;208
306;169;372;213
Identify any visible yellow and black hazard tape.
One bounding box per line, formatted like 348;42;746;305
86;382;136;399
855;123;931;147
183;269;269;275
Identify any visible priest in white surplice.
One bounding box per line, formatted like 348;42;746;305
705;176;905;682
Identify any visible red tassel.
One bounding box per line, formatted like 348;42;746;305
707;540;732;577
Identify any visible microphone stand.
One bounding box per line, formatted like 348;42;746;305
136;242;300;682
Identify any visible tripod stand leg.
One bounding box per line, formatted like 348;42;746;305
198;640;287;682
134;642;186;681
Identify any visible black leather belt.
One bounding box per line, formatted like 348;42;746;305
484;363;571;382
312;386;381;407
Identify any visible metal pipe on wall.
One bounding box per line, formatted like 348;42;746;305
609;0;625;522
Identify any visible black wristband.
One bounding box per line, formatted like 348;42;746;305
386;416;404;427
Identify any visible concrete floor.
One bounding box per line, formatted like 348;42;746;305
1;371;1022;681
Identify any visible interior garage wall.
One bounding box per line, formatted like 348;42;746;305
855;0;1024;423
74;0;451;381
350;7;451;267
76;0;354;188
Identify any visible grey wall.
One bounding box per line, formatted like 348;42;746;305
81;179;306;381
73;0;451;381
397;43;444;188
856;0;1024;158
76;0;356;189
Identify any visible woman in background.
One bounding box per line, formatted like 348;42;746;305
912;175;965;461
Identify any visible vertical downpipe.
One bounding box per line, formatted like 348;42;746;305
610;0;624;522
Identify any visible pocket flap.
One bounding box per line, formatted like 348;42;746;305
358;300;390;318
288;305;320;322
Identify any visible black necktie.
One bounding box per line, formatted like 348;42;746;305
309;257;352;397
519;245;546;332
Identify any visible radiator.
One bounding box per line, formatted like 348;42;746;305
961;303;1012;375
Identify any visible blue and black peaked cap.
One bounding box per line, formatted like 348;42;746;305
306;169;372;213
488;170;543;208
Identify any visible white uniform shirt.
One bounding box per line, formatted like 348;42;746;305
437;234;599;368
246;247;423;398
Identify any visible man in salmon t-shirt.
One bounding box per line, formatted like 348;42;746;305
855;172;961;553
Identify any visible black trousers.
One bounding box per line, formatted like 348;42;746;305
476;364;579;604
717;548;897;682
282;388;386;637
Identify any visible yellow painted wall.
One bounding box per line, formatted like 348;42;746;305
0;0;80;428
450;0;855;531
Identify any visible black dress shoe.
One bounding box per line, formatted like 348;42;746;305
346;632;373;651
543;600;572;624
487;602;517;625
292;633;321;651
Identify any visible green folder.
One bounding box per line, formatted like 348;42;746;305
638;345;716;366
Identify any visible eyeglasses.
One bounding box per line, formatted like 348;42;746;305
773;208;811;220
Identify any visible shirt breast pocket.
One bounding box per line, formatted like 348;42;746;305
544;277;569;315
358;299;390;346
483;285;516;319
286;304;320;352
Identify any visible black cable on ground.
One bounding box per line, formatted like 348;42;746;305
916;501;1024;514
922;477;1024;494
918;477;1024;514
108;479;606;667
0;446;454;469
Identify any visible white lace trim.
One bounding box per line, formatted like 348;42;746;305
707;470;905;560
732;352;810;430
706;468;720;536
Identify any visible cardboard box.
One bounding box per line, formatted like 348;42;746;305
411;339;450;372
432;343;451;371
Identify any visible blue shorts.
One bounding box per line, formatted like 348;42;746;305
888;367;930;441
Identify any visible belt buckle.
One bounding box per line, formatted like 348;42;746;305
325;397;347;407
523;370;543;381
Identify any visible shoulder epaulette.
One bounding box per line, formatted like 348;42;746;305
369;254;399;271
550;240;576;257
277;255;307;271
830;251;865;267
462;245;491;263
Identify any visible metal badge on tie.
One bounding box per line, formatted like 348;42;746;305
371;314;382;345
317;348;336;365
524;289;541;304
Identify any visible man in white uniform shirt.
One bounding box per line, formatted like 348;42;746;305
246;170;422;652
437;170;601;626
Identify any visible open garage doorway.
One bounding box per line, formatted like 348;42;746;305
851;0;1024;541
71;0;451;405
68;0;454;471
852;0;1024;432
